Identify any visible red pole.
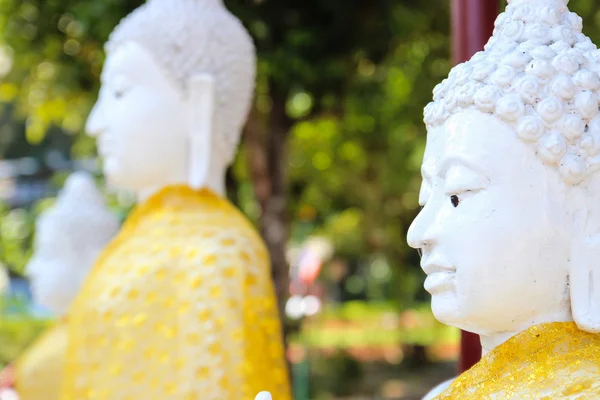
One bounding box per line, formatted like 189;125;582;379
452;0;499;65
451;0;499;373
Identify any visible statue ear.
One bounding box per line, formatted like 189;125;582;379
187;73;215;190
570;205;600;332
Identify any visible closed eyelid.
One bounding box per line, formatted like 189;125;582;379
444;167;489;194
445;165;487;181
437;156;490;181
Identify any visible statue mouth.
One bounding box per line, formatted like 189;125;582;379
422;262;456;294
421;260;455;275
424;271;456;294
97;137;115;158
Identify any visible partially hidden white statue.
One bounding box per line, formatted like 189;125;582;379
27;172;119;315
60;0;291;399
0;172;119;400
409;0;600;397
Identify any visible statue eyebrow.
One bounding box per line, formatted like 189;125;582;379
437;156;489;181
421;163;435;181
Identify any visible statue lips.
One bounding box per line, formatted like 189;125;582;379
97;136;114;158
422;260;456;294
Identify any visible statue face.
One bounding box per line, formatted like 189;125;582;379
86;41;188;192
408;110;572;335
26;217;88;315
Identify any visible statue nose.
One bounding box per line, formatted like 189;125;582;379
407;203;440;250
85;101;106;137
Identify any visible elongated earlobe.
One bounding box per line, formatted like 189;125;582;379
570;233;600;332
188;73;215;190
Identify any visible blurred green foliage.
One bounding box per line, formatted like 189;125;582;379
0;297;50;368
0;203;34;274
297;301;457;349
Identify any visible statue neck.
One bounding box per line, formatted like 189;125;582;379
137;155;226;202
479;308;574;356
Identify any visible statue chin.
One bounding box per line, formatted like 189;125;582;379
430;294;487;335
102;156;172;194
430;295;461;327
101;158;120;185
102;165;131;192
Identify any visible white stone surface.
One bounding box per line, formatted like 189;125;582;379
422;378;455;400
254;391;272;400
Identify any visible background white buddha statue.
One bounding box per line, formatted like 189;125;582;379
26;171;119;315
86;0;256;198
409;0;600;397
2;171;119;400
61;0;291;398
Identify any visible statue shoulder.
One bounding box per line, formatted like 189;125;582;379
15;322;68;376
12;322;67;400
422;378;455;400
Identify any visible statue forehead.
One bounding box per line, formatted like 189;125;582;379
424;111;524;171
101;42;167;85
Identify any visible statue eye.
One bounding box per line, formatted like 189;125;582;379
114;90;124;99
450;195;460;208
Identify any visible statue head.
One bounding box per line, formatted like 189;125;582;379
85;0;256;198
25;172;119;316
408;0;600;335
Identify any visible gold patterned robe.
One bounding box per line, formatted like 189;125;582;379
61;186;291;400
437;322;600;399
14;320;68;400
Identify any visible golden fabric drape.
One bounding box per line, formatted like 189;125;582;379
61;186;291;400
16;320;68;400
438;322;600;399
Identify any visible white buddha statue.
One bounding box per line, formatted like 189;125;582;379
408;0;600;397
0;172;119;400
60;1;291;399
26;172;119;316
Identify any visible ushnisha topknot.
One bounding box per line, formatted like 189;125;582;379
106;0;256;163
424;0;600;184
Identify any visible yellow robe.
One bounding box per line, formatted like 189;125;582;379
61;186;291;400
14;320;68;400
437;322;600;399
